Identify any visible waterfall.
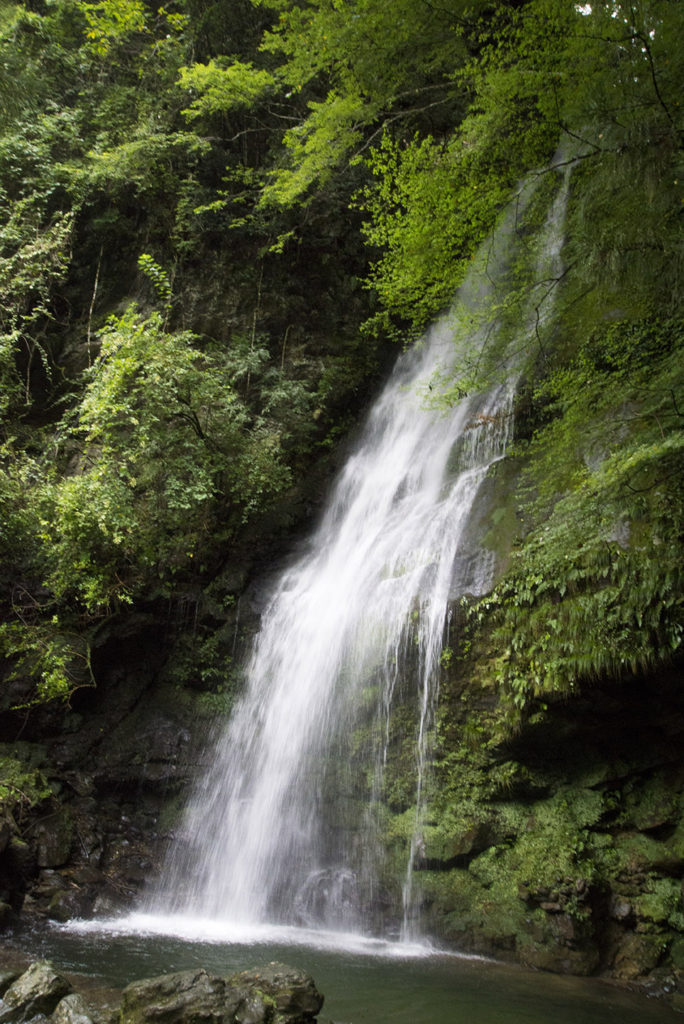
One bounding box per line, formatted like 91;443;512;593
150;167;570;942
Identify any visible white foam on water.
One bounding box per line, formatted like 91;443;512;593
61;912;462;960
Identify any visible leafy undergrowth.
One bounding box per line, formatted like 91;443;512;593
471;316;684;730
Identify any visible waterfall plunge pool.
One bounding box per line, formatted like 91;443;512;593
3;916;679;1024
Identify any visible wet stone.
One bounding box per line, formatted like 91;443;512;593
52;993;97;1024
0;961;72;1022
227;963;324;1024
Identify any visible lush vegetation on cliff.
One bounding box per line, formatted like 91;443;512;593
0;0;682;986
1;0;681;710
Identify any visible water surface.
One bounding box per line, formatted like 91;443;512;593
4;918;678;1024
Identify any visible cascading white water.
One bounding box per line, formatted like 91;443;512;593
150;166;570;942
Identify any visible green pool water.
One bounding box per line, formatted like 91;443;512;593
2;917;679;1024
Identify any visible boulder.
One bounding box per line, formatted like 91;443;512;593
227;963;324;1024
47;887;94;924
0;961;72;1022
224;988;274;1024
6;837;36;881
52;993;97;1024
613;933;668;980
120;969;226;1024
120;963;324;1024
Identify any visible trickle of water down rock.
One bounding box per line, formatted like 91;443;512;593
151;168;570;944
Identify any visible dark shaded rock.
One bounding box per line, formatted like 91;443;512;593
61;773;94;798
0;821;11;856
0;976;18;999
227;963;323;1024
47;887;94;923
91;883;130;917
0;960;72;1022
52;993;96;1024
608;895;633;922
6;837;36;881
671;936;684;970
33;808;73;869
640;967;677;999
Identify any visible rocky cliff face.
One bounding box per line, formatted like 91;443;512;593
414;655;684;991
0;618;237;925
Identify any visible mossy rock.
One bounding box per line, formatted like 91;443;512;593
421;820;494;864
670;935;684;970
227;963;324;1023
0;961;72;1022
618;772;682;831
120;968;226;1024
613;833;684;877
612;932;669;980
518;937;599;976
633;877;684;928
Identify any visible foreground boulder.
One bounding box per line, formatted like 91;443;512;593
120;969;226;1024
120;962;323;1024
0;960;72;1022
52;993;97;1024
227;964;324;1024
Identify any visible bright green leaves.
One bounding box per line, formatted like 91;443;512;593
262;88;373;208
179;60;276;118
358;132;514;332
0;299;299;703
355;0;684;331
259;0;472;105
0;201;75;415
137;253;172;309
175;0;482;213
0;753;51;819
79;0;147;56
0;618;95;704
42;306;288;613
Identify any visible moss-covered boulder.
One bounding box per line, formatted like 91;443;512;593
0;960;72;1022
227;963;324;1024
120;969;226;1024
120;964;324;1024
